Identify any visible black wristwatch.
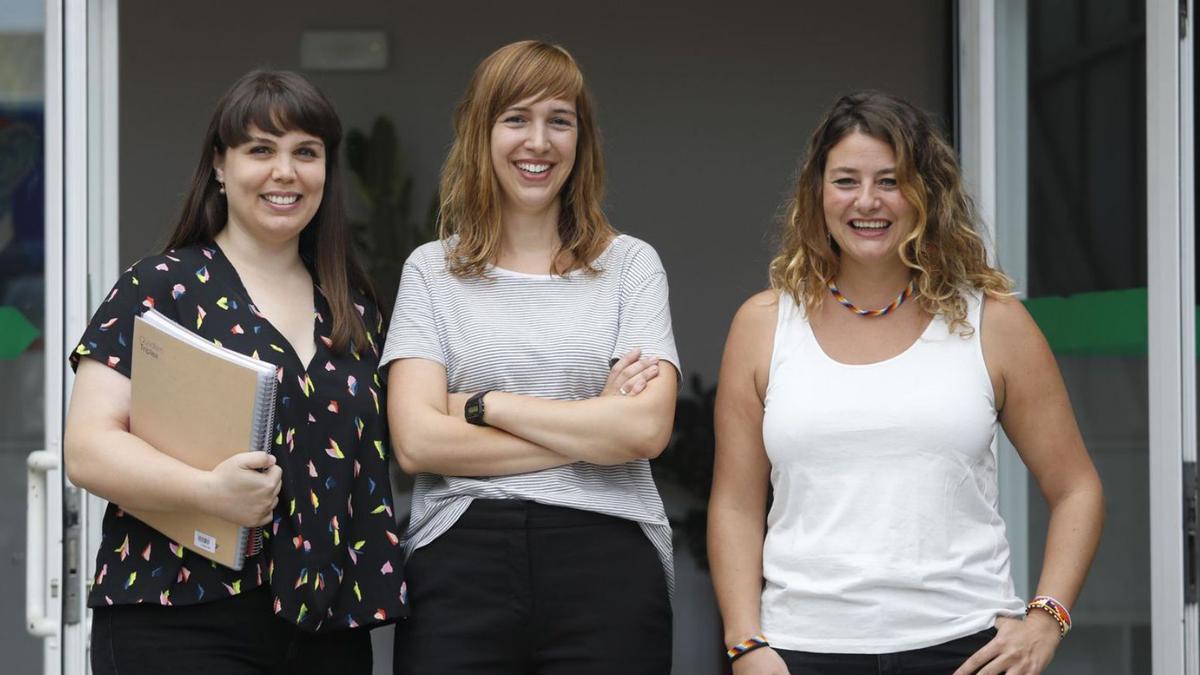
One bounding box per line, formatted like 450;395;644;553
465;390;491;426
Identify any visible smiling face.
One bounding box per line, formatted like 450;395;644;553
822;130;916;270
213;126;326;245
489;95;578;219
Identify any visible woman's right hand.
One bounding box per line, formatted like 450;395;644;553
732;646;790;675
602;348;661;397
202;452;282;527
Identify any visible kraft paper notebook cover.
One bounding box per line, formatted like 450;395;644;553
128;309;278;570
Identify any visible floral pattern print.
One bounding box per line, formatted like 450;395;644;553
70;243;406;632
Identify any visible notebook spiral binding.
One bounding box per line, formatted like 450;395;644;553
241;374;280;559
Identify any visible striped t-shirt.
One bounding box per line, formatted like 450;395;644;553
379;234;680;589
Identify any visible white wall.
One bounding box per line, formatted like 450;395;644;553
119;0;951;385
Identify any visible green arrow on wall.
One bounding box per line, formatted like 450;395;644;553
0;306;40;359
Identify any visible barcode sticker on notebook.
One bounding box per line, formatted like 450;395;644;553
194;530;218;553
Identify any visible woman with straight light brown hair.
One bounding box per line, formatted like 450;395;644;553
381;41;679;674
708;91;1103;675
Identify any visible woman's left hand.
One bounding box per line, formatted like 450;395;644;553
602;348;660;397
953;614;1061;675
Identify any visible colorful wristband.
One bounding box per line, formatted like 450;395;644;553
726;634;770;662
1026;595;1072;639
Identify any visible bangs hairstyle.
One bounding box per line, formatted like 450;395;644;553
165;69;374;353
438;40;613;277
769;90;1012;334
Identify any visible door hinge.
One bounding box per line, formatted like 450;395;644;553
1186;461;1198;602
63;486;82;625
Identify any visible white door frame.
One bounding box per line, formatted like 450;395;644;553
1148;0;1195;673
74;0;120;670
955;0;1031;600
34;0;121;673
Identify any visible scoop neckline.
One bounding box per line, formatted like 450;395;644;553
803;306;939;368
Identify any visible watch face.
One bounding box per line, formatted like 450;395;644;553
465;392;487;425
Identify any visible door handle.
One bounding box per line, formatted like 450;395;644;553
26;449;59;638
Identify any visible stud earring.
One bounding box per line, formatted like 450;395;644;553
217;181;225;195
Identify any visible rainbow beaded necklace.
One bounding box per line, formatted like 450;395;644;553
827;278;915;317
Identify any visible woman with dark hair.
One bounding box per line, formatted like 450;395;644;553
382;40;678;674
64;70;405;674
707;91;1104;675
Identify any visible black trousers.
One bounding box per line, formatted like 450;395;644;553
90;585;372;675
394;499;672;675
776;627;998;675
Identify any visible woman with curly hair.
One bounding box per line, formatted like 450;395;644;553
707;91;1103;675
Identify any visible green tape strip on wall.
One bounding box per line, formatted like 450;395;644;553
1022;288;1148;356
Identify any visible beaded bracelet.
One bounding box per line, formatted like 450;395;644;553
726;634;770;662
1026;595;1072;639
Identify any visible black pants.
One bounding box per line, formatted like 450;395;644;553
776;627;998;675
394;499;672;675
90;585;372;675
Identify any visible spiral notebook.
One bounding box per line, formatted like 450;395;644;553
128;309;278;570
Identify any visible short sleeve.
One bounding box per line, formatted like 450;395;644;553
612;241;682;377
379;251;447;371
69;259;177;378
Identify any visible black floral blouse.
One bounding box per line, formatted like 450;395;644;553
69;242;406;632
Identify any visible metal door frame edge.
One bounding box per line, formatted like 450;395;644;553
1148;0;1192;673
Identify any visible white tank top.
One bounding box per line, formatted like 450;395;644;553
760;290;1025;653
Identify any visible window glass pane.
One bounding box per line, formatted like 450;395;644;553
1025;1;1149;671
0;0;47;671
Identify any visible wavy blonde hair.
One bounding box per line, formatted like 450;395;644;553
769;91;1012;334
438;40;613;277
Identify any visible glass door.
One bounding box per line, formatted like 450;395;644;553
2;0;51;673
26;0;121;672
1024;1;1151;671
962;0;1187;672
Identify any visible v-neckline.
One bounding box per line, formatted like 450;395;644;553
209;241;322;373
